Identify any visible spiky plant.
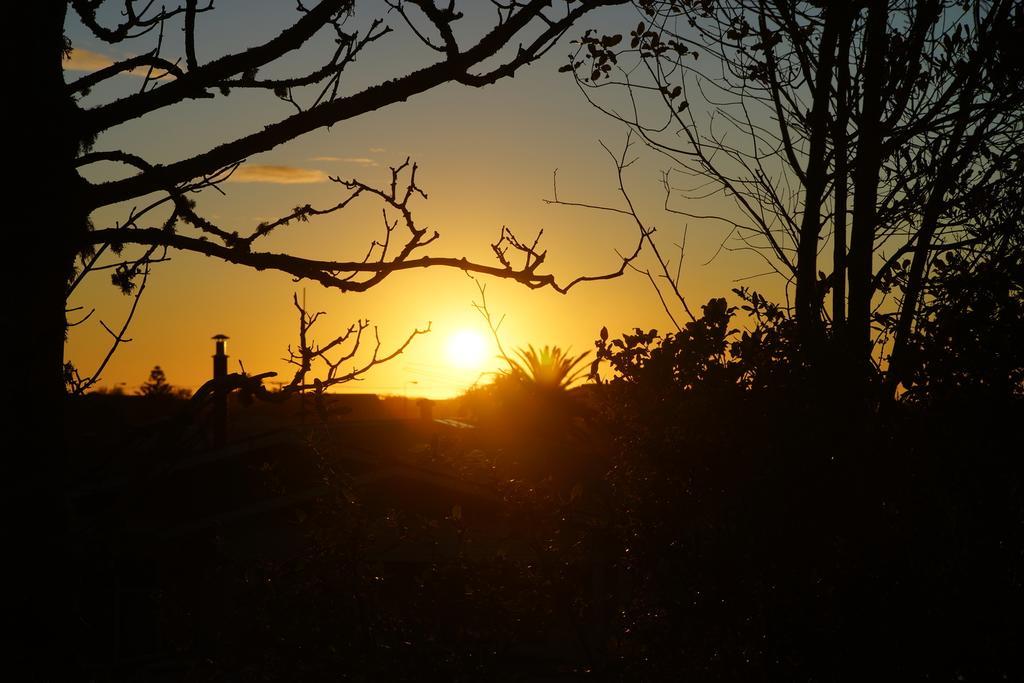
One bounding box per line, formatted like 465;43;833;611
505;345;590;391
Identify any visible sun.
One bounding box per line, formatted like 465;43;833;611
446;330;488;370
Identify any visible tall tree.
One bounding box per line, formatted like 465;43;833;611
565;0;1024;397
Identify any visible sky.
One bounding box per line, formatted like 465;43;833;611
65;1;772;398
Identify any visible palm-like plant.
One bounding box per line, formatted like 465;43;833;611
504;345;590;391
463;344;598;483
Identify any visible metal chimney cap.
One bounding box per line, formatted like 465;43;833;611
212;334;230;340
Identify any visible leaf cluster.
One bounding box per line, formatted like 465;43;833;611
592;291;800;395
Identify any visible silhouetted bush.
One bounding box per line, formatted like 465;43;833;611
891;250;1024;402
583;292;1023;679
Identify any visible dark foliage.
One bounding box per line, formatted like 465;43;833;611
67;284;1022;679
885;249;1024;402
583;292;1023;679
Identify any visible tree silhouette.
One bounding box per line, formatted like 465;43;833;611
563;0;1024;400
138;365;172;396
555;10;1024;668
20;1;639;673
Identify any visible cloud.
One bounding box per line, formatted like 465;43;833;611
369;147;386;153
64;48;171;81
64;48;116;72
229;164;328;184
340;157;378;166
309;156;379;167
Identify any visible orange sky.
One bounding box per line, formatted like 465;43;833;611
66;2;776;398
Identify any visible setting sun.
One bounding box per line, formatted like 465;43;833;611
446;330;488;370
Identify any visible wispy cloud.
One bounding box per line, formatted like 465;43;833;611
64;48;116;72
64;48;171;81
369;147;386;153
229;164;328;184
309;156;379;167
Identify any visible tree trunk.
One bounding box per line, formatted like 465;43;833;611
10;1;89;673
832;14;852;331
847;1;889;390
793;8;840;354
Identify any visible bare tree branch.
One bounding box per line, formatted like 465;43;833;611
283;292;431;392
83;160;645;295
82;0;627;209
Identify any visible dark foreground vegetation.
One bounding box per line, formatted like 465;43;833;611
65;277;1022;681
36;0;1022;678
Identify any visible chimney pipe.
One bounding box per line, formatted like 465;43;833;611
212;334;229;446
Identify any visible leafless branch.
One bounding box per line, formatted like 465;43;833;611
84;160;644;296
80;0;627;210
469;275;516;372
545;134;696;323
283;292;431;393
